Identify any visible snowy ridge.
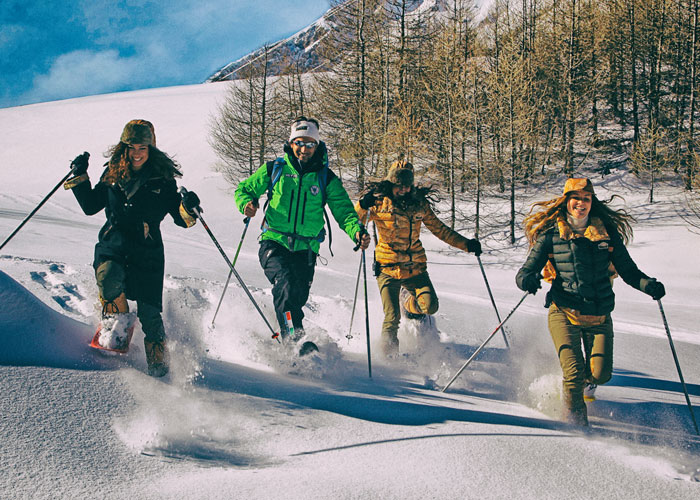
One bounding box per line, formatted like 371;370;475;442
1;83;700;498
207;0;493;82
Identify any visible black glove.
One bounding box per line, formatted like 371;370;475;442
521;274;541;295
359;189;378;210
181;191;202;216
70;152;90;176
643;279;666;300
466;238;482;256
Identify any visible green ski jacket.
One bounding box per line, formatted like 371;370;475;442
234;142;362;253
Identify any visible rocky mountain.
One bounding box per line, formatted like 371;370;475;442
206;0;487;82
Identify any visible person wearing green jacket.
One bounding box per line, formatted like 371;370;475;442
234;117;370;339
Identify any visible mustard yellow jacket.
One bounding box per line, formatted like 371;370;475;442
355;196;472;279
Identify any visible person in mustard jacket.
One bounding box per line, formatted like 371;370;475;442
235;117;370;340
516;178;665;426
355;160;482;357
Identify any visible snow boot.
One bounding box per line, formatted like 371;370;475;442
562;389;589;427
144;339;169;377
400;287;425;321
380;332;400;358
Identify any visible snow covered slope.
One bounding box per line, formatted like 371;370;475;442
1;83;700;499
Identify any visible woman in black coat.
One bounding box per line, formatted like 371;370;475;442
516;178;665;426
64;119;200;376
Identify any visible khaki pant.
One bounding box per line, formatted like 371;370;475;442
548;305;614;410
96;260;166;343
376;271;438;355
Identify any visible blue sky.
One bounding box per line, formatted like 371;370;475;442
0;0;330;109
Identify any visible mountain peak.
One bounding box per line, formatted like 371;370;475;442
206;0;461;83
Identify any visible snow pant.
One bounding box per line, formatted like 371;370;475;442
376;270;438;355
548;305;614;412
258;240;317;334
95;260;166;343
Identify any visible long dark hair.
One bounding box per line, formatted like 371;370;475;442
101;143;182;184
361;180;439;209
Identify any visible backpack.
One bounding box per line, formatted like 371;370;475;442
264;157;334;255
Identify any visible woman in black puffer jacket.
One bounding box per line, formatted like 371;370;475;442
64;119;200;377
516;178;665;426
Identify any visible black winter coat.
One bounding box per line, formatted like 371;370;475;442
516;216;649;316
71;163;189;309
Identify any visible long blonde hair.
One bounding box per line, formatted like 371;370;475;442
523;193;635;246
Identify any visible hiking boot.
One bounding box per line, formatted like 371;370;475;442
399;287;425;320
562;403;589;427
562;387;589;427
583;383;598;402
144;340;169;377
101;292;129;315
381;333;399;358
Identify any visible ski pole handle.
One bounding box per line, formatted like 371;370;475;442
178;186;202;218
353;212;372;251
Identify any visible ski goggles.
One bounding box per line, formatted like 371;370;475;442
291;140;318;149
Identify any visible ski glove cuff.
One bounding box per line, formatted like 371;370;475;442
63;173;89;190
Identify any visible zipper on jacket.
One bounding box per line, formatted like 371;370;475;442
291;172;304;237
287;190;295;223
407;213;414;263
301;193;308;225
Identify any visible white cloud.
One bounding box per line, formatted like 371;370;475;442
21;49;142;103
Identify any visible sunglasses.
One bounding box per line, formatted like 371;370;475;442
292;140;317;149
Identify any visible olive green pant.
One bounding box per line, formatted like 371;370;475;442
95;260;166;343
548;305;614;410
376;271;438;354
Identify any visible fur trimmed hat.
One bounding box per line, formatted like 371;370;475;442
386;160;414;187
289;118;320;143
563;177;595;196
120;119;156;146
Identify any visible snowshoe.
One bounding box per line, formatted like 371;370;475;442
90;312;137;353
298;340;319;356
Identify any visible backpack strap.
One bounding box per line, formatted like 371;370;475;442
264;157;286;210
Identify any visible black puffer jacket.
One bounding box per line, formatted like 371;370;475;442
71;163;190;309
516;216;650;316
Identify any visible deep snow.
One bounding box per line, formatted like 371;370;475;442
1;82;700;499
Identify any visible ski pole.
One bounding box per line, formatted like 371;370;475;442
179;187;280;341
477;256;510;349
210;217;250;327
0;155;87;252
442;291;528;393
346;256;363;342
362;246;372;378
657;300;699;435
347;211;371;342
